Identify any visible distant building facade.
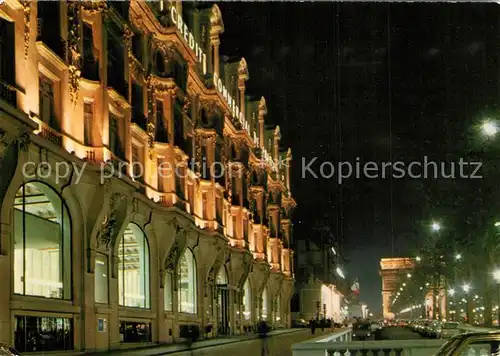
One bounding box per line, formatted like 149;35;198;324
293;238;344;322
0;0;296;352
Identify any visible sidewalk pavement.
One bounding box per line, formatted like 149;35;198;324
92;328;305;356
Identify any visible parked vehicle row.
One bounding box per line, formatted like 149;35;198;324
409;319;460;339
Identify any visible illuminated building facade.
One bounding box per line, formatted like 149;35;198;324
0;1;296;352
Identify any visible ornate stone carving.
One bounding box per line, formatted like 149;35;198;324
17;126;30;152
22;1;31;60
96;193;123;250
81;1;107;15
123;26;133;54
238;57;249;81
146;77;156;152
68;2;82;105
165;241;180;271
151;38;176;61
199;98;219;119
259;96;267;116
210;4;224;35
68;66;81;105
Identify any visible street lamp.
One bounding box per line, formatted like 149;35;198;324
431;222;441;232
449;289;455;296
416;256;422;262
455;254;462;261
481;120;498;137
463;284;471;293
493;270;500;328
407;273;412;278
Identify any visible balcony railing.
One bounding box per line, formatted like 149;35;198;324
85;150;96;162
0;80;17;107
32;116;62;147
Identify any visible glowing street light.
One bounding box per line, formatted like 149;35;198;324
448;289;455;296
336;267;345;279
431;222;441;232
481;120;499;137
455;254;462;261
463;284;471;293
495;222;500;227
416;256;422;262
407;273;412;278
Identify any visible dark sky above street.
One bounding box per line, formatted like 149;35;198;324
219;2;500;312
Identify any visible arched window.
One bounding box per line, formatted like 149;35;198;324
262;287;269;320
243;279;251;320
14;182;71;299
118;223;150;308
216;265;228;286
178;249;196;314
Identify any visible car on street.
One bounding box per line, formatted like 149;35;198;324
0;344;19;356
440;322;460;339
352;323;373;341
434;331;500;356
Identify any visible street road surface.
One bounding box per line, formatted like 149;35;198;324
100;329;336;356
373;326;429;340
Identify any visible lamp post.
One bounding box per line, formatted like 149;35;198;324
449;289;455;321
493;270;500;328
431;221;442;320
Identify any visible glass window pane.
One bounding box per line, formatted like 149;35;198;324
13;183;71;299
262;287;268;320
95;253;109;304
164;272;172;311
243;279;251;320
178;249;196;314
14;315;74;352
118;223;150;308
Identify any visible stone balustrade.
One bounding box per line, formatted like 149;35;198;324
292;329;445;356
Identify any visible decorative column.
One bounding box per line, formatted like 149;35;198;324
273;126;280;166
285;148;292;191
258;97;267;149
238;58;249;114
210;5;224;77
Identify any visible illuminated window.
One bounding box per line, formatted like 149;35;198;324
14;182;71;299
164;272;173;311
118;223;150;308
95;253;108;304
243;279;251;320
276;294;281;321
39;75;57;129
13;182;72;299
216;266;228;285
84;102;93;146
178;249;196;314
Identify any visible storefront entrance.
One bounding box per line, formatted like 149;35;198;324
217;287;230;335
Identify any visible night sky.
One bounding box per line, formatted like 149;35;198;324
219;2;500;312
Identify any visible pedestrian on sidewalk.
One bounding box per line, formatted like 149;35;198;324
258;320;269;356
310;319;316;335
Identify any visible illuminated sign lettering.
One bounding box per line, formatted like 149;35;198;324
169;6;207;75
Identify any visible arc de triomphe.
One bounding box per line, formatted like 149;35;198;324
380;257;416;318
